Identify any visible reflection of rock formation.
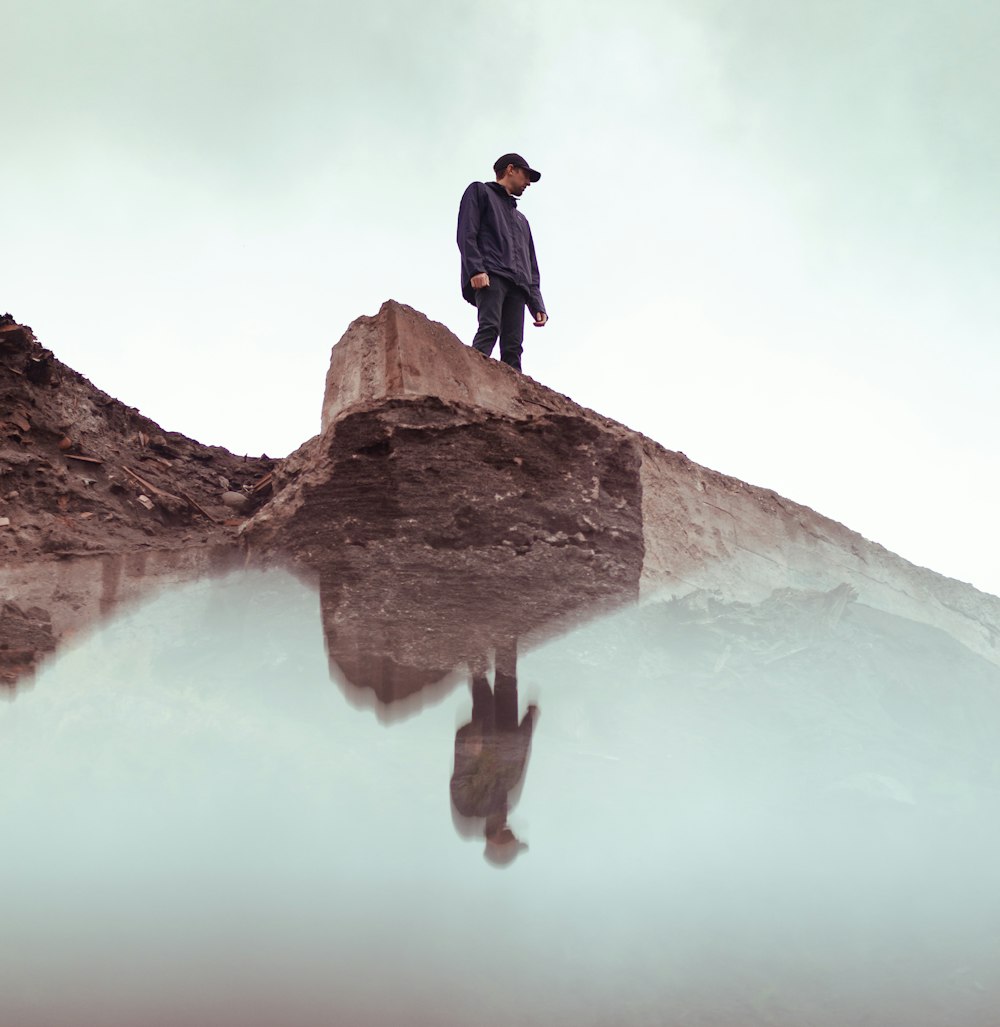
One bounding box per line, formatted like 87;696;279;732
673;582;861;670
0;547;244;691
589;582;1000;812
316;529;636;713
451;639;536;865
319;565;455;706
0;601;55;687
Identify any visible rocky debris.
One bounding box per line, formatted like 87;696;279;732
221;491;252;513
0;314;275;564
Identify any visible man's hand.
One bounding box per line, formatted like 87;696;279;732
471;272;490;289
532;311;548;327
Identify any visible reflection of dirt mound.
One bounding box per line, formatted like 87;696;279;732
0;547;246;691
0;600;55;686
0;314;274;564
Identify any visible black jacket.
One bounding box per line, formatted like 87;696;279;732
450;709;536;819
456;181;546;315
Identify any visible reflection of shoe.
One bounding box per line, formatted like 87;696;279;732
488;827;518;847
484;830;528;867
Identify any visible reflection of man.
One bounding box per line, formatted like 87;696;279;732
456;153;548;372
450;639;537;865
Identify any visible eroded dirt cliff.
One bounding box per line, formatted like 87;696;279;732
0;314;274;562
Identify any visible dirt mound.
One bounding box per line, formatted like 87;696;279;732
0;314;275;563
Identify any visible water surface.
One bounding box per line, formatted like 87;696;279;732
2;568;999;1026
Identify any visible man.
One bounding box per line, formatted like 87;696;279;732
456;153;548;372
450;639;538;866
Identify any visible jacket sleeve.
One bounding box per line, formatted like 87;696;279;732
457;182;487;284
518;704;537;742
526;230;546;316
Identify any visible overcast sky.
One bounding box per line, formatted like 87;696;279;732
6;0;999;596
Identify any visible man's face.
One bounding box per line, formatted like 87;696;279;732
505;165;532;196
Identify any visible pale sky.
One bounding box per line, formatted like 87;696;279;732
5;0;999;596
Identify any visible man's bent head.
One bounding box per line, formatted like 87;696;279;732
494;152;541;196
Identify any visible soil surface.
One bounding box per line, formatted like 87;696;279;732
0;314;275;563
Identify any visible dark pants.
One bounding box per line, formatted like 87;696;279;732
470;638;519;731
471;275;527;371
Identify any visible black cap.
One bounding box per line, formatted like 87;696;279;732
493;152;541;182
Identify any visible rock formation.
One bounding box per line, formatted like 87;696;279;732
242;300;1000;706
4;299;1000;700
